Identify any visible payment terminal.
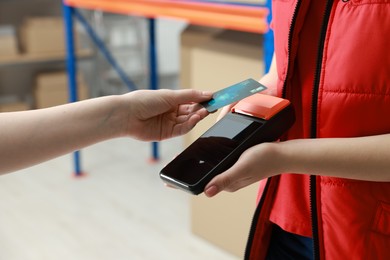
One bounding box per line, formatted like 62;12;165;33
159;94;295;195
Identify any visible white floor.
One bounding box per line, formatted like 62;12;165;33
0;137;239;260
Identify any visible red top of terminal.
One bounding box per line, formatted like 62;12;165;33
232;94;290;120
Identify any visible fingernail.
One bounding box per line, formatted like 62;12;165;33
205;185;218;197
202;91;213;96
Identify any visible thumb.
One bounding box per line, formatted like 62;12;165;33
173;89;213;104
204;154;251;197
204;172;233;198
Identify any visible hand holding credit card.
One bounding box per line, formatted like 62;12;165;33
200;78;267;112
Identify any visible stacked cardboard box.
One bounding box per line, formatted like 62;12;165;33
0;25;18;57
180;25;265;257
20;17;67;54
34;71;89;109
0;102;29;112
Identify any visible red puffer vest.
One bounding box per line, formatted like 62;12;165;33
245;0;390;259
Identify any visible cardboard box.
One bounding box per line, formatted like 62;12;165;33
181;25;265;143
0;102;30;112
180;25;265;257
34;71;89;109
0;25;18;56
20;17;66;54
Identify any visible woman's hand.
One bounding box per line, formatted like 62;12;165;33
125;89;213;141
0;89;213;175
204;134;390;197
204;142;281;197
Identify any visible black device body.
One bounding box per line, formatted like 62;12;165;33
159;103;295;195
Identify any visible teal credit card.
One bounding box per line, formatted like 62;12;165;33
201;78;267;112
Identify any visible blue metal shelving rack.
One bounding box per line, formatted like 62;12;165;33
62;0;273;176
